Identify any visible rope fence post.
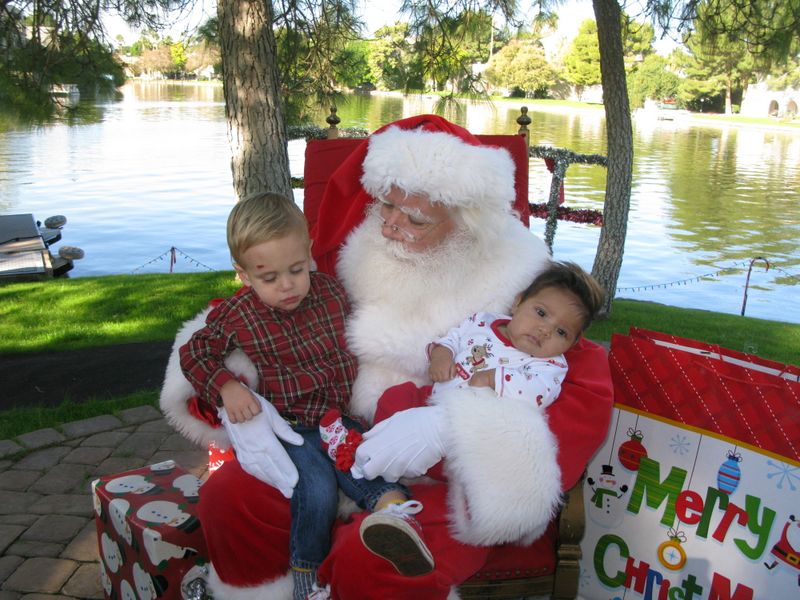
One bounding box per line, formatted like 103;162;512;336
131;247;215;274
741;257;770;316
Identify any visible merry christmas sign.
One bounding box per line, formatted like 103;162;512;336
578;329;800;600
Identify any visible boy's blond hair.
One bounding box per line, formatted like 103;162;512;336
226;192;309;265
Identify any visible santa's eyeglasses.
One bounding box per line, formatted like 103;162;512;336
376;197;450;243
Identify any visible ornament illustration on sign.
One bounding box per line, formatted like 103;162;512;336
717;449;743;495
658;528;688;571
618;427;647;471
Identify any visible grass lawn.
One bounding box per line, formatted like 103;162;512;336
689;112;800;130
585;299;799;365
0;271;241;353
486;96;800;131
1;272;798;438
0;392;159;440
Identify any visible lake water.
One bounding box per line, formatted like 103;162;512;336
1;81;798;325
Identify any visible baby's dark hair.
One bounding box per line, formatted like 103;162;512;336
519;261;605;332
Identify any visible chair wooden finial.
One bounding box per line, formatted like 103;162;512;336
517;106;531;148
326;107;341;139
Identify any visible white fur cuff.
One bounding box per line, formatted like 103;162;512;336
207;564;293;600
434;388;562;546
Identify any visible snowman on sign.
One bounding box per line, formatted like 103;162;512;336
586;464;629;528
765;514;800;586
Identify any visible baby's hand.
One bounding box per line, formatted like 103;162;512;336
468;368;495;390
428;345;457;382
220;381;263;423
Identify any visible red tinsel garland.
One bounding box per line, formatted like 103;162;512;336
529;203;604;226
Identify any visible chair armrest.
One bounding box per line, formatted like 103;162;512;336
552;471;586;599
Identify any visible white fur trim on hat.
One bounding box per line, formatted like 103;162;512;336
360;125;516;213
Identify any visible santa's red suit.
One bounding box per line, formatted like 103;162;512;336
770;516;800;570
160;115;613;599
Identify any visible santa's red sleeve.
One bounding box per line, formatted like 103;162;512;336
430;337;612;546
548;338;615;489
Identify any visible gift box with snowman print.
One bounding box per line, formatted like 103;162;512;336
92;460;209;599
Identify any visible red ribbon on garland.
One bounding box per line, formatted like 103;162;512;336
529;203;604;225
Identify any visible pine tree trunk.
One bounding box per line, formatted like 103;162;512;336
591;0;633;317
217;0;292;201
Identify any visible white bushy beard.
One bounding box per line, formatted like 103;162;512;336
365;202;476;274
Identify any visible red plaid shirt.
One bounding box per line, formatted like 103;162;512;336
179;272;357;426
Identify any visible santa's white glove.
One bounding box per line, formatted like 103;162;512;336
351;405;447;482
219;391;304;498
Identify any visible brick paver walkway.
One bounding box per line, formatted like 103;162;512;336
0;406;207;598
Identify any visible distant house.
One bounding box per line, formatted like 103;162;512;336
740;82;799;118
119;54;140;79
571;84;603;104
193;65;216;80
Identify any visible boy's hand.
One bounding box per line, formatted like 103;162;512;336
428;345;457;382
469;368;495;390
220;380;263;423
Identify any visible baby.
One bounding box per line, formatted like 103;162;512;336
428;260;604;408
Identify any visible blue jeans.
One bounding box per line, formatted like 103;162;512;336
283;419;407;570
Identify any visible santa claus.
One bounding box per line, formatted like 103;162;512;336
161;114;613;599
765;514;800;586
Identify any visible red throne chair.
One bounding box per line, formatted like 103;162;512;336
302;128;592;600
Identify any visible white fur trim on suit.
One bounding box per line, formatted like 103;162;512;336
159;307;258;449
207;564;293;600
360;125;515;215
432;387;562;546
447;587;462;600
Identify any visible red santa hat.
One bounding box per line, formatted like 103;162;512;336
310;114;516;276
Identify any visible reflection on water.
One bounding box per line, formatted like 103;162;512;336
1;82;798;324
127;80;226;104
